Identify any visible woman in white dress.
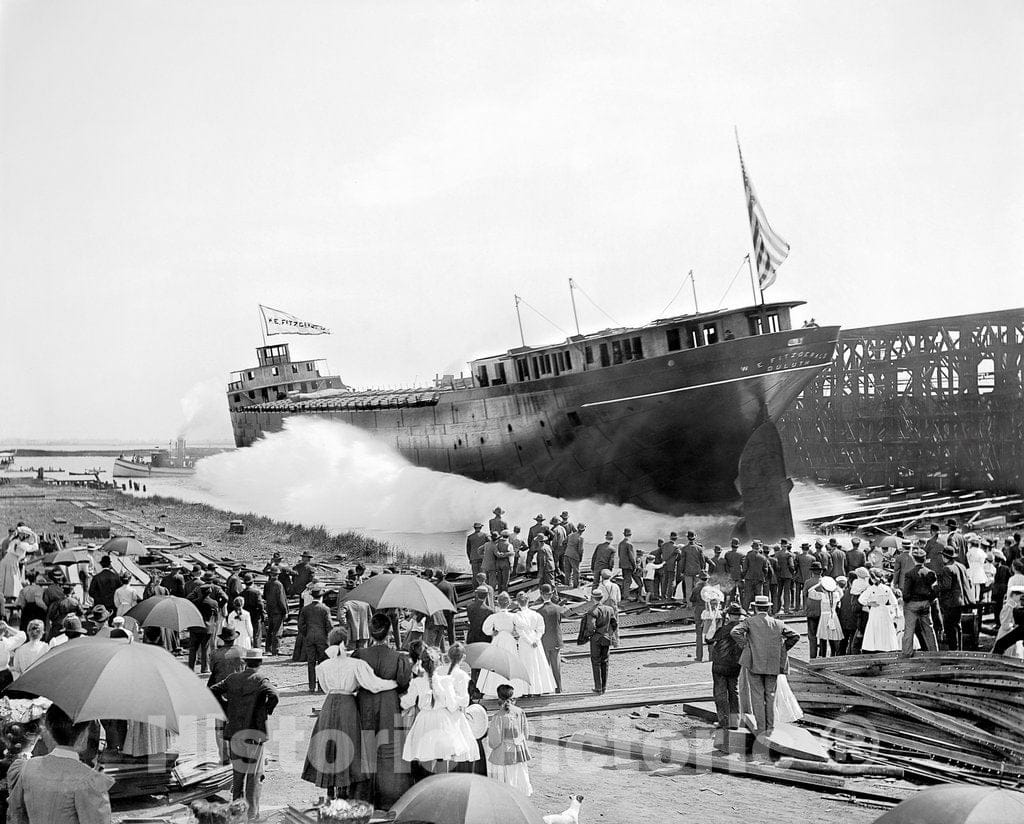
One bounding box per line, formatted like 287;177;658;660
996;586;1024;659
512;593;556;697
858;569;900;653
476;593;529;697
225;597;253;650
966;537;989;600
401;647;475;771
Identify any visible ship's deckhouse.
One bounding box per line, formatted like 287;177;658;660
227;343;345;411
469;301;803;388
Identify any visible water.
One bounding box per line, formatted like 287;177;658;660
4;420;864;569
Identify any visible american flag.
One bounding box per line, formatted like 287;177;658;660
737;136;790;291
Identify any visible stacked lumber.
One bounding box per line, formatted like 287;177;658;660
788;652;1024;787
170;756;233;800
105;753;178;799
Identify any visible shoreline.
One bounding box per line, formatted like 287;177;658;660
0;480;448;570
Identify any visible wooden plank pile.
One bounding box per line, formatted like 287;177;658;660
787;652;1024;787
105;753;179;800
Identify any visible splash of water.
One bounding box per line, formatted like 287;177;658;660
190;417;734;539
177;379;234;442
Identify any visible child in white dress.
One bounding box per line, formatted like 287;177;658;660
401;647;475;771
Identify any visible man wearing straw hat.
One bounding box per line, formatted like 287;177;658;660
730;594;799;736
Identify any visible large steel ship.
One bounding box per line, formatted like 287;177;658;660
226;302;838;516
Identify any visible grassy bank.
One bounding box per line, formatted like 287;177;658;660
0;482;449;571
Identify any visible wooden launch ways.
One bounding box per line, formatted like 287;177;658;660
528;732;906;806
482;683;713;718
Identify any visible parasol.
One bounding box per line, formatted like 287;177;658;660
464;642;529;682
391;773;545;824
126;595;204;631
878;535;899;549
99;537;146;557
48;548;93;565
872;786;1024;823
7;638;223;732
339;573;455;616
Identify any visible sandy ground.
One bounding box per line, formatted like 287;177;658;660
1;484;897;824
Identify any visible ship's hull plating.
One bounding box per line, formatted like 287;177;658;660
230;326;839;513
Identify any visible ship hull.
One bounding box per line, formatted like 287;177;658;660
113;458;196;478
230;326;838;513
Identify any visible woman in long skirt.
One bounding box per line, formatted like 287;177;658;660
302;630;398;799
476;594;529;697
858;569;900;653
807;577;844;657
486;684;532;796
512;593;555;697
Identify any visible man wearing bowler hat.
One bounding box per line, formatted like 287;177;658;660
709;603;745;728
210;648;279;819
290;551;316;598
936;545;974;650
731;595;799;736
902;548;939;654
488;507;507;536
466;522;488;578
298;585;332;692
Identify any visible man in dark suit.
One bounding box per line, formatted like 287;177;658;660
433;570;458;647
352;614;413;809
741;540;768;608
617;528;639;602
466;522;489;578
659;534;680;600
772;542;795;614
709;603;745;728
936;546;974;651
87;556;120;614
488;507;508;536
679;532;705;602
536;584;565;692
828;540;847;580
298;586;332;692
845;538;867;572
591;531;616;580
160;562;186;597
535;536;557;588
902;548;939;653
724;538;744;603
730;595;800;735
465;586;493;686
577;588;617;694
794;542;816;609
240;574;266;651
290;552;316;598
263;566;288;655
209;648;279;819
493;531;513;592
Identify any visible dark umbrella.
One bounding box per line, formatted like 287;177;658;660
100;537;146;557
872;786;1024;824
339;573;455;616
391;773;545;824
8;638;222;732
126;595;204;631
465;642;529;682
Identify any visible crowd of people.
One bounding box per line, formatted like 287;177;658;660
1;506;1023;822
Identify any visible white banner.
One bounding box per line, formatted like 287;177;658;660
260;304;331;336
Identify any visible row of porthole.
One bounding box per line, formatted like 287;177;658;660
452;418;546;449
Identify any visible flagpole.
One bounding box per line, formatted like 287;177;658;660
689;270;698;313
514;295;526;347
745;254;759;306
258;305;266;346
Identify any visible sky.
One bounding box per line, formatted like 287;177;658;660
2;0;1022;441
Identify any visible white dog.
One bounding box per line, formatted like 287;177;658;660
543;794;584;824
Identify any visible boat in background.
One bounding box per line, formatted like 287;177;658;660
114;438;198;477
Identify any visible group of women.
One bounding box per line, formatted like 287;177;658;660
476;592;556;698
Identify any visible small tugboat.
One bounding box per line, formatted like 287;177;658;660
114;439;197;477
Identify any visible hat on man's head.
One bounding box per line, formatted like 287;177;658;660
942;546;957;559
946;519;958;528
310;586;324;597
268;565;280;575
730;537;740;546
242;648;263;662
623;528;631;536
800;542;810;549
242;573;254;584
814;539;823;547
301;551;314;558
493;507;504;515
474;585;489;597
534;514;545;522
63;616;84;636
577;523;586;530
605;531;614;539
809;561;823;571
780;538;790;546
835;575;848;585
591;588;605;600
89;605;110;622
751;594;772;609
901;539;913;549
500;529;510;537
219;626;239;641
911;548;927;560
550;517;561;525
725;604;744;616
202;571;215;582
473;522;483;528
828;537;838;546
687;531;696;539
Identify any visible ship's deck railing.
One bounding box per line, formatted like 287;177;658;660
239;389;441;413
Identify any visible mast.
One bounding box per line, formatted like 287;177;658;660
689;270;698;313
514;295;526;347
568;277;581;336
